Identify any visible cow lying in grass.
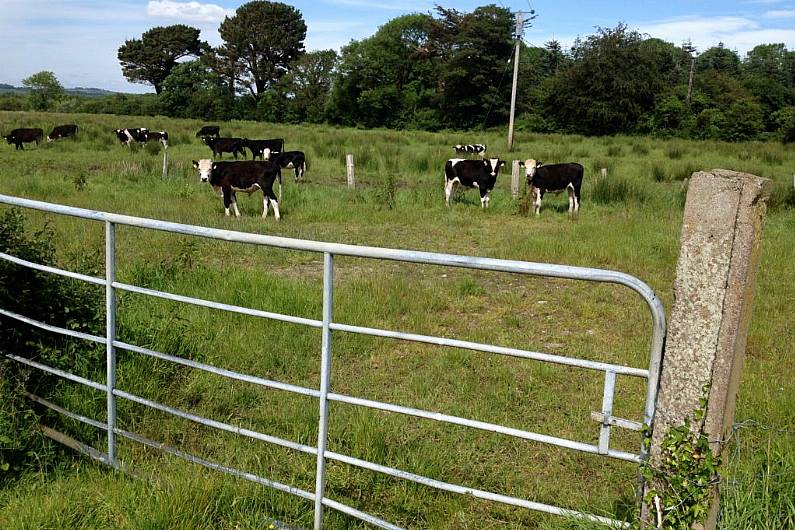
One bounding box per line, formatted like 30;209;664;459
193;156;282;220
522;159;584;215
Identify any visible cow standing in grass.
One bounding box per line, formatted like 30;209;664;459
272;151;307;181
444;158;505;208
522;159;584;215
203;137;246;159
4;128;43;150
196;125;220;138
47;124;78;142
193;156;282;220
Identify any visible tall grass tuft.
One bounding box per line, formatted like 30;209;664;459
650;163;668;182
590;175;648;205
665;146;686;160
607;145;624;158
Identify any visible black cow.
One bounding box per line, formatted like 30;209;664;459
522;159;584;215
146;130;169;147
4;128;43;150
243;138;284;160
454;144;487;156
203;137;246;159
47;124;78;142
272;151;306;181
444;158;505;208
193;159;282;220
115;128;148;146
196;125;220;138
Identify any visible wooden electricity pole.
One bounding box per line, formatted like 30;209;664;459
683;41;697;107
507;10;536;151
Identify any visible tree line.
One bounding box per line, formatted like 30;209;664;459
3;1;794;142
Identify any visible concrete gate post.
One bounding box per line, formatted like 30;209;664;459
643;169;771;529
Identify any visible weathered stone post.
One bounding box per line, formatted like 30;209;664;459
643;169;771;528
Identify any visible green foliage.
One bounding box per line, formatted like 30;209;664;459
0;209;102;482
774;106;795;143
216;1;307;100
160;60;234;120
639;393;721;530
591;174;648;205
543;25;673;135
22;71;64;111
117;25;205;94
279;50;337;123
697;43;741;76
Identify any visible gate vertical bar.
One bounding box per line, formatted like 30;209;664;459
314;252;334;530
598;370;616;455
105;221;117;464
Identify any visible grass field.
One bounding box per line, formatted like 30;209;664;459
0;110;793;529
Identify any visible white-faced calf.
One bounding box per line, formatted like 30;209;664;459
444;158;505;208
522;160;584;215
193;158;282;220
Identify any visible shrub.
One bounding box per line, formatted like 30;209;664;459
0;209;102;483
773;106;795;143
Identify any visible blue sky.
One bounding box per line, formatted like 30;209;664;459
1;0;794;92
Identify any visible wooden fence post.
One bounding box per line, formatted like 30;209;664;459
600;167;608;178
511;160;521;200
643;169;772;529
162;147;169;178
346;154;355;189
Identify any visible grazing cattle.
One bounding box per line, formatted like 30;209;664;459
115;128;148;146
196;125;220;138
46;124;78;142
203;137;246;159
145;130;169;147
4;128;43;150
522;159;584;215
193;158;282;220
454;144;487;156
444;158;505;208
272;151;307;181
243;138;284;160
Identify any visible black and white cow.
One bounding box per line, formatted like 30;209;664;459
243;138;284;160
115;128;148;146
453;144;487;156
146;130;169;147
47;124;78;142
522;159;584;215
203;137;246;159
196;125;220;138
444;158;505;208
193;158;282;220
4;128;43;150
272;151;306;181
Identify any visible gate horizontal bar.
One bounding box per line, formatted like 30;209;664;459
116;428;401;530
0;307;107;345
0;251;106;286
117;427;316;501
331;322;648;377
25;391;107;431
113;388;318;456
40;425;111;466
5;353;107;392
324;450;629;528
113;339;320;398
326;391;640;462
113;282;323;329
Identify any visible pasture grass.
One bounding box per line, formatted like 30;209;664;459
0;111;793;529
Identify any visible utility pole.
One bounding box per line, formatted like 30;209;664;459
507;10;536;151
683;40;697;107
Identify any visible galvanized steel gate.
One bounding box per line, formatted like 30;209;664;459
0;194;666;529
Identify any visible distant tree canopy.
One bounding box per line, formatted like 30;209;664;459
216;1;307;100
118;25;205;94
19;3;788;142
22;71;64;110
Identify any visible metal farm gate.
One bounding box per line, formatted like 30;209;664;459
0;194;666;529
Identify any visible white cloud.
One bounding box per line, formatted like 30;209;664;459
146;0;233;23
323;0;431;11
635;15;795;53
764;9;795;18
